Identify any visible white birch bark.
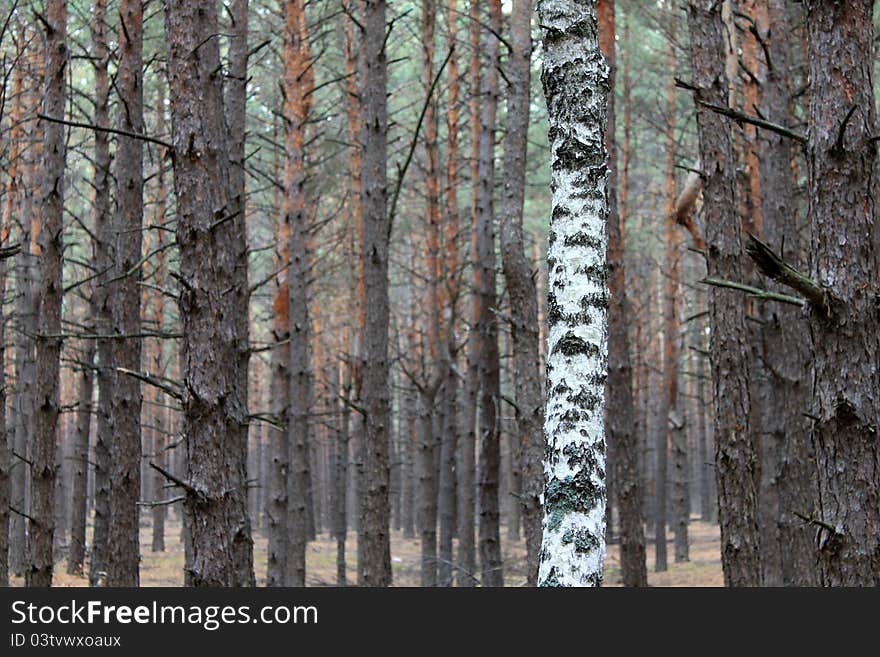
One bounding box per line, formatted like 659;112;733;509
536;0;610;587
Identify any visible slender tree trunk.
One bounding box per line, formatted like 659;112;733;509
418;388;438;586
499;0;543;587
0;253;7;587
282;0;314;587
457;0;482;587
1;58;25;586
473;0;503;588
687;0;761;587
600;0;647;587
164;0;255;587
88;0;112;586
654;12;677;573
436;0;462;588
661;8;688;564
225;0;251;522
418;0;441;588
536;0;609;587
0;182;9;590
357;0;393;587
67;332;95;575
9;43;33;575
28;0;67;587
401;380;416;539
106;0;144;587
333;358;349;585
266;209;291;586
150;81;169;554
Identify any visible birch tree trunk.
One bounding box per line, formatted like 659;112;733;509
536;0;609;587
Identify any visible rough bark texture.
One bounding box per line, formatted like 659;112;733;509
150;82;169;554
457;0;482;587
282;0;313;587
107;0;144;587
436;3;462;588
67;333;95;575
225;0;251;506
29;0;67;587
754;0;818;587
473;0;503;588
266;184;291;587
331;358;349;585
805;0;880;587
500;0;544;587
687;0;761;587
418;0;441;587
537;0;609;588
600;0;647;587
164;0;255;587
418;388;438;586
0;58;25;587
357;0;393;587
89;0;112;584
9;45;35;577
0;239;7;588
661;11;688;564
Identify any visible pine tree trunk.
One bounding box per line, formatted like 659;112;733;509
164;0;255;587
752;0;817;587
536;0;609;587
281;0;314;589
473;0;504;588
804;0;880;586
107;0;144;587
88;0;112;586
687;0;761;587
418;388;438;586
67;333;95;575
356;0;393;587
266;220;290;586
225;0;251;512
0;58;25;587
436;0;462;589
499;0;544;587
600;0;647;587
457;0;482;587
661;11;688;563
28;0;67;587
150;82;169;554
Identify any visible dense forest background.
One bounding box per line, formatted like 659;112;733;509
0;0;878;587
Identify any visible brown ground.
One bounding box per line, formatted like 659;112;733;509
9;517;722;587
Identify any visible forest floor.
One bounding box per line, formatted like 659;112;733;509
9;517;722;587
